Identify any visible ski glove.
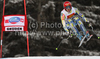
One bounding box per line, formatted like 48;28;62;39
86;21;92;27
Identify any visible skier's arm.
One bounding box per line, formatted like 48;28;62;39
75;8;89;22
61;13;69;32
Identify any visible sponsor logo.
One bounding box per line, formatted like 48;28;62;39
5;17;24;24
67;13;75;19
9;17;21;24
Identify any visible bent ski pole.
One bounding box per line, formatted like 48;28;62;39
90;26;100;39
56;36;70;50
56;30;73;50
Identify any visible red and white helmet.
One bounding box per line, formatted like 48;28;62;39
63;1;72;9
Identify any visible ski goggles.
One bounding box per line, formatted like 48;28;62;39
66;6;71;9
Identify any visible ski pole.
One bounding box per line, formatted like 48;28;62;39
56;30;72;50
55;30;74;50
90;26;93;32
56;36;70;50
90;25;100;39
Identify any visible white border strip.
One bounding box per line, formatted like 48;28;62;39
2;56;100;59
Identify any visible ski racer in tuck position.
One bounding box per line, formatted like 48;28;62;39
60;1;93;47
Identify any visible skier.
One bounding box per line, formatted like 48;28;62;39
60;1;92;41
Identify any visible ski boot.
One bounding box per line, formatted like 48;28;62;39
86;31;93;42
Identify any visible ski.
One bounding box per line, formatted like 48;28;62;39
87;35;93;41
78;34;87;47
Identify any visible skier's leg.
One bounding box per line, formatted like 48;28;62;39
71;26;83;41
79;23;90;38
68;19;82;40
78;21;93;41
73;17;90;37
78;21;86;35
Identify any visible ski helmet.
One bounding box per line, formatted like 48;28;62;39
63;1;72;10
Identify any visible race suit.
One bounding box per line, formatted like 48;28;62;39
60;7;89;40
